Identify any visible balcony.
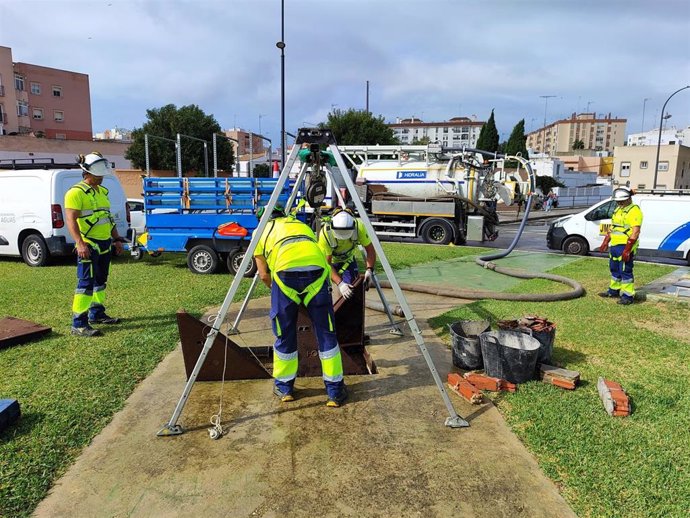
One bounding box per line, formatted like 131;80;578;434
0;85;4;96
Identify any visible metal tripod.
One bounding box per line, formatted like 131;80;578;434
157;128;468;436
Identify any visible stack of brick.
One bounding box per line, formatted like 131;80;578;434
446;372;519;405
447;373;483;404
463;372;517;393
497;315;555;334
539;364;580;390
597;377;632;416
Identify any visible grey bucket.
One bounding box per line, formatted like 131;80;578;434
497;322;556;365
449;320;491;370
479;330;541;384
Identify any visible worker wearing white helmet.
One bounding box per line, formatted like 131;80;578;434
598;187;643;305
318;207;377;300
64;152;124;337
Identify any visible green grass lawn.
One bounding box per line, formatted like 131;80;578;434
430;258;690;518
0;243;479;517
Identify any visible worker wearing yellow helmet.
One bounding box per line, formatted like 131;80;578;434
318;207;377;300
598;187;643;305
64;152;124;337
253;205;348;407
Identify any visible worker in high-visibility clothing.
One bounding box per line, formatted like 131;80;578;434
254;205;348;407
317;208;376;300
65;152;124;337
598;187;643;305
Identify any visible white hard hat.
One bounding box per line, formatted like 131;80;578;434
78;152;111;176
612;187;632;201
331;210;355;240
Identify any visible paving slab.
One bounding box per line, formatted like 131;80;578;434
641;266;690;303
34;289;576;518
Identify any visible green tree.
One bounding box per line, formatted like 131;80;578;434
572;139;585;150
536;175;566;194
475;109;499;152
252;163;270;178
505;119;529;159
322;108;398;145
411;136;431;145
125;104;234;174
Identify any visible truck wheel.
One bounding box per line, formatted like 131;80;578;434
562;236;589;256
187;245;219;274
21;234;50;267
420;218;454;245
227;249;258;278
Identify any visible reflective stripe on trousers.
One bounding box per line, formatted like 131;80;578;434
270;269;344;398
608;244;635;299
72;238;112;327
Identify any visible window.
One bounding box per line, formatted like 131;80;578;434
17;100;29;117
54;110;64;122
52;86;62;97
637;184;646;189
585;200;616;221
31;82;41;95
640;161;648;169
657;161;669;172
443;127;448;133
32;108;43;120
14;74;24;91
620;162;631;177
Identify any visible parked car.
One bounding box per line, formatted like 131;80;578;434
127;198;146;237
0;159;128;266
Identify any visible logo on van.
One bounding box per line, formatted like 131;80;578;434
396;171;427;179
599;223;611;236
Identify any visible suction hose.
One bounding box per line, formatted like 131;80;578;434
373;152;585;304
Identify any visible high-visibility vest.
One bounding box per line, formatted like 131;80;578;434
65;181;115;242
610;203;642;247
255;216;330;306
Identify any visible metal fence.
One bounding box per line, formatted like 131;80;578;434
553;185;612;208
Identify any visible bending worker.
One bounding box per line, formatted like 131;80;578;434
318;208;376;300
65;152;124;337
598;187;643;305
253;205;348;407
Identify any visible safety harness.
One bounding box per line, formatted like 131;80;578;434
70;181;115;249
322;219;360;274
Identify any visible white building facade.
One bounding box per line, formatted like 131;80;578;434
388;116;484;147
626;126;690;147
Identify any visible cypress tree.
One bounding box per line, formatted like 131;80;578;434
505;119;529;159
476;109;499;152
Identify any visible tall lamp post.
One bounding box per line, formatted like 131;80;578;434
540;95;556;155
641;97;650;133
276;0;286;168
653;85;690;189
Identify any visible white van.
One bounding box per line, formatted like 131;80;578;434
0;160;128;266
547;191;690;264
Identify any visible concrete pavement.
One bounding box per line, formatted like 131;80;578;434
34;290;576;518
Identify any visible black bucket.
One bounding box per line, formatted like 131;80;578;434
479;330;541;384
498;321;556;365
449;320;491;370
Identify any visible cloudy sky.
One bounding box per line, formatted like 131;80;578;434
2;0;689;145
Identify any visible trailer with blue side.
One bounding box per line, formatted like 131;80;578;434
135;177;294;274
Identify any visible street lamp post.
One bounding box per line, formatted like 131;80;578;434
653;86;690;189
276;0;286;168
540;95;556;155
641;97;650;133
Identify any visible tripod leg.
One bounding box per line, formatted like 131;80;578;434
227;272;260;334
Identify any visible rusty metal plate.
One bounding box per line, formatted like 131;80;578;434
0;317;52;349
177;275;376;382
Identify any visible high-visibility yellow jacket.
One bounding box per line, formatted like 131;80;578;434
610;203;643;249
64;181;114;242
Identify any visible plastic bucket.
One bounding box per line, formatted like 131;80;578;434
449;320;491;370
479;330;541;383
497;321;556;365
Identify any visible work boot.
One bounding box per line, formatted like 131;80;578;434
598;291;619;298
71;325;102;337
617;297;634;306
326;386;348;408
88;314;121;325
273;385;295;402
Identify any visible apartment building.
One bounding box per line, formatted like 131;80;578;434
526;112;626;155
626;126;690;147
224;128;267;156
0;46;92;140
613;144;690;190
388;116;484;147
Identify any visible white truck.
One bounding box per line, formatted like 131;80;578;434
547;190;690;264
0;159;128;266
336;145;514;245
